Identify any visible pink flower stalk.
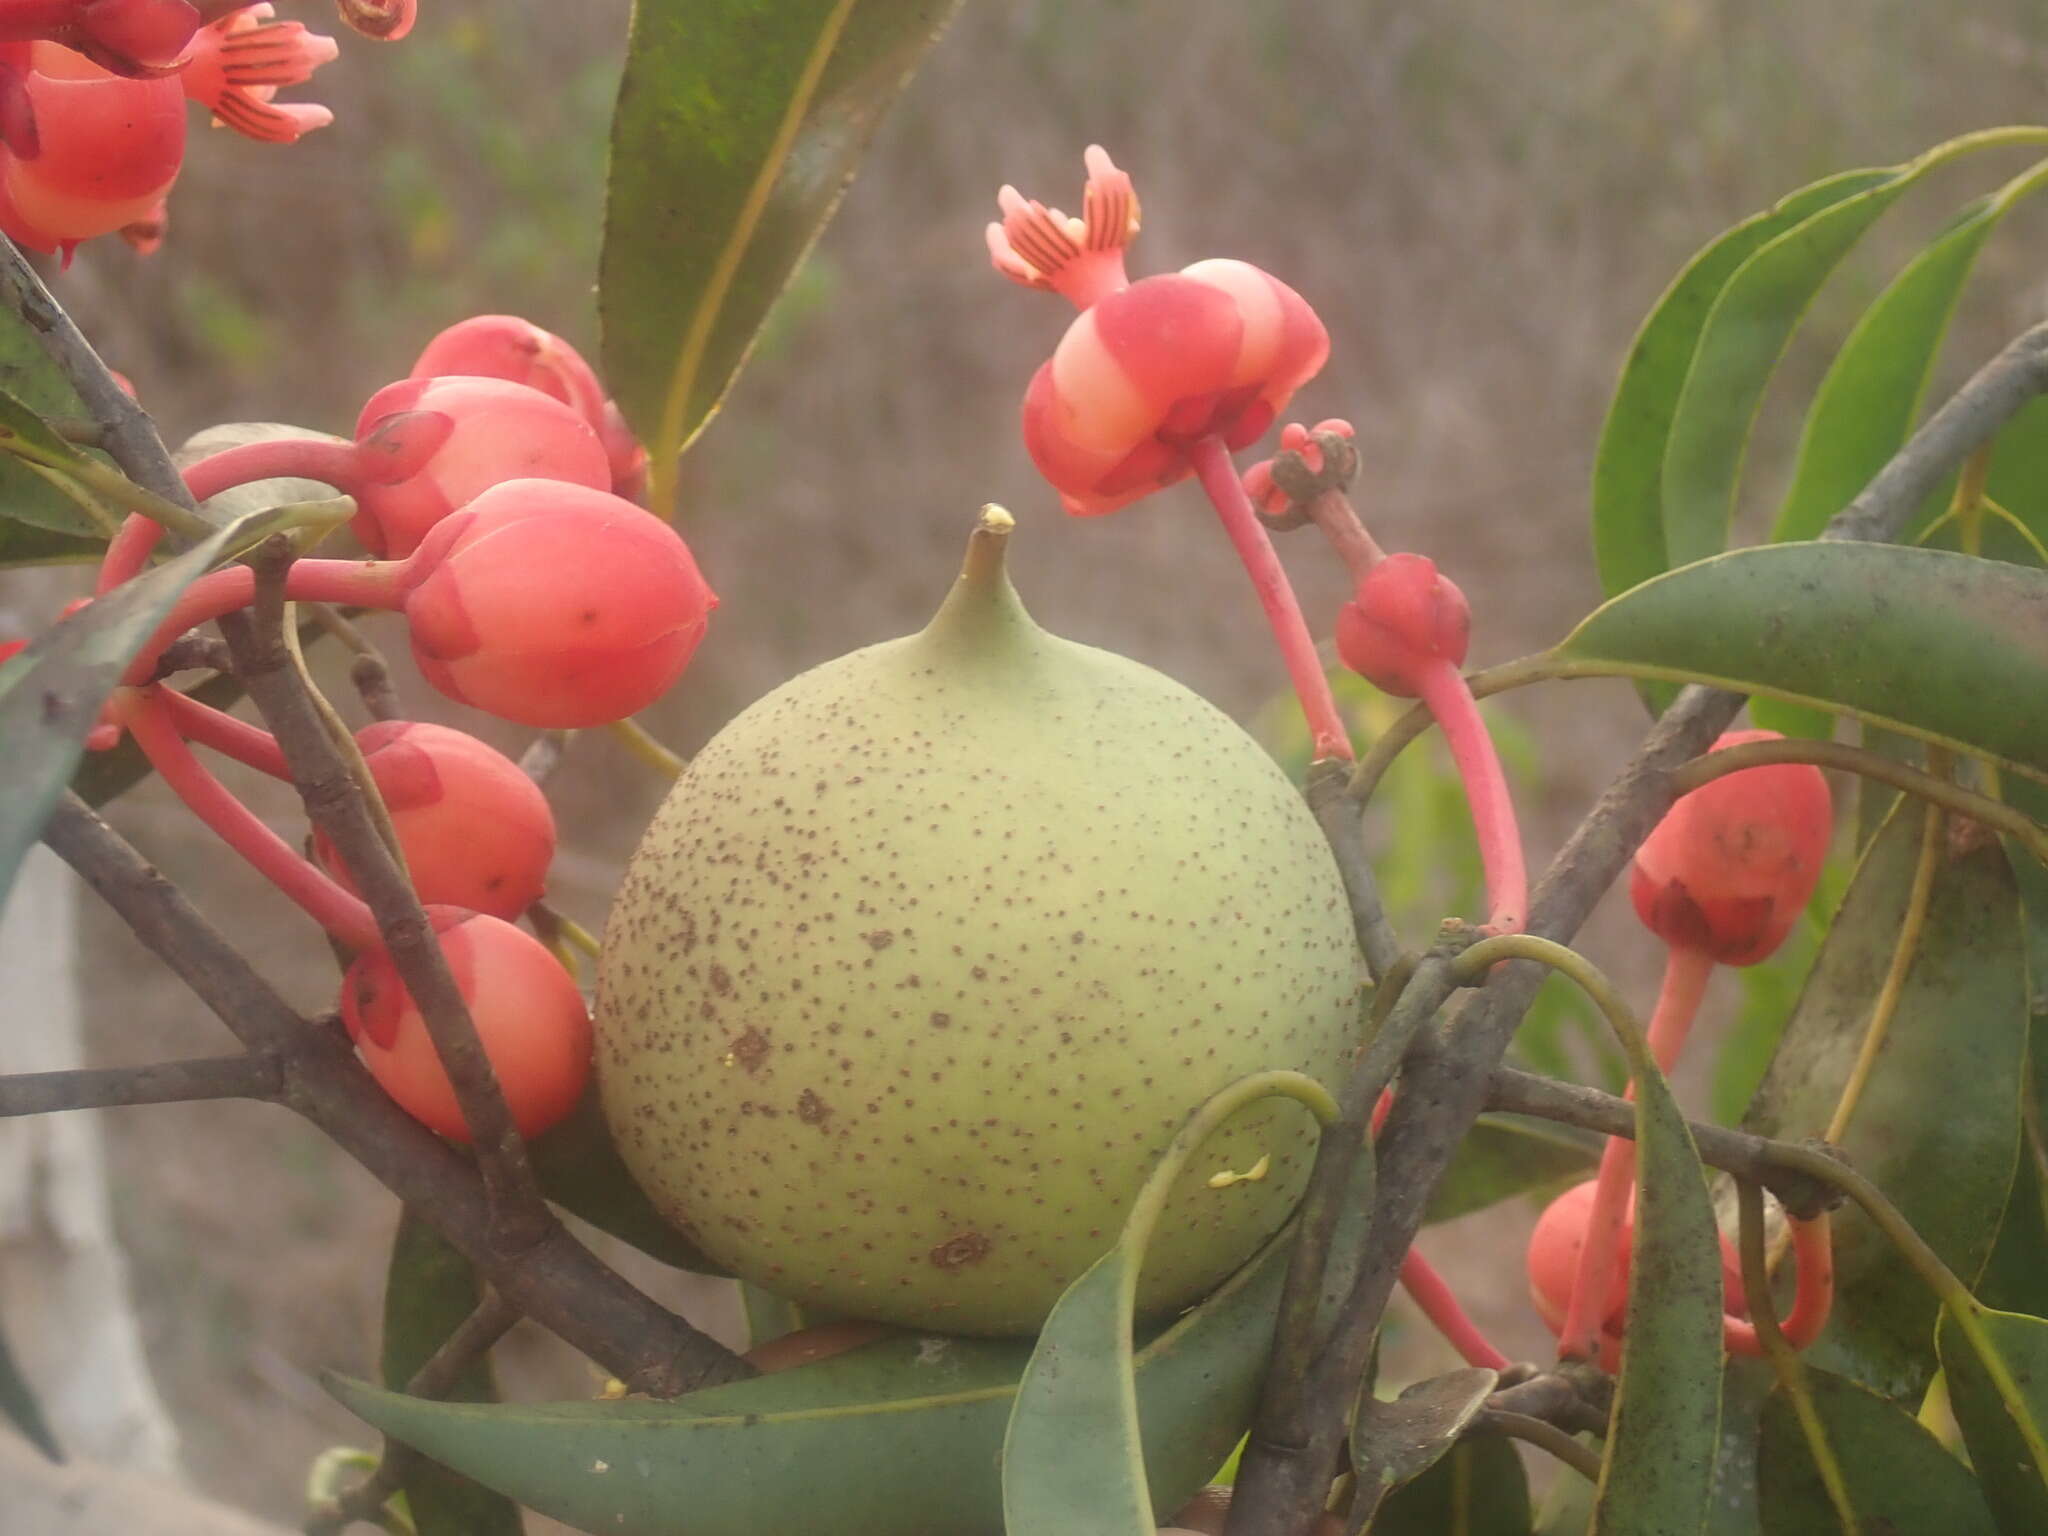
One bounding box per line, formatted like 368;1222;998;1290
179;3;335;143
0;39;184;261
410;315;650;502
989;146;1350;760
1338;553;1527;931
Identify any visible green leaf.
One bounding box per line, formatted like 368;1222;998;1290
1744;804;2027;1397
1348;1367;1497;1529
525;1082;729;1275
177;422;345;523
601;0;962;501
1771;159;2048;549
1704;1357;1778;1536
0;510;272;914
328;1207;1295;1536
1658;128;2048;576
1369;1434;1533;1535
1938;1305;2048;1533
1001;1072;1335;1536
740;1283;804;1350
1757;1364;1998;1535
1591;167;1892;601
1553;543;2048;781
1424;1115;1598;1225
0;1316;60;1461
1590;1018;1725;1534
0;314;110;543
381;1209;521;1536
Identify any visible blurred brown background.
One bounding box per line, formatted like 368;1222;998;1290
22;0;2048;1524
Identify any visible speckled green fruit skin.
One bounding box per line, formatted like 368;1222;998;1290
596;521;1360;1336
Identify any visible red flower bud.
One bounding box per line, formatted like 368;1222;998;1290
340;908;590;1141
350;375;611;558
312;721;555;920
1334;552;1470;697
396;479;716;728
1629;729;1832;966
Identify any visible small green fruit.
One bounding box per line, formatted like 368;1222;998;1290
596;508;1360;1334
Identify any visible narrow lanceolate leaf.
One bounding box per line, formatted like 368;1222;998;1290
1346;1367;1496;1528
329;1214;1290;1536
1938;1305;2048;1533
1425;1114;1599;1225
1001;1072;1336;1536
1757;1364;1998;1536
1591;168;1891;600
1553;543;2048;782
0;518;97;568
0;306;113;545
602;0;963;509
380;1210;521;1536
1704;1358;1779;1536
1744;804;2026;1398
1590;1034;1725;1533
0;1316;60;1461
1659;127;2048;574
1771;159;2048;548
1368;1434;1533;1535
0;511;272;915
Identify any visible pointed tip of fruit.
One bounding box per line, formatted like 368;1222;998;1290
978;502;1015;535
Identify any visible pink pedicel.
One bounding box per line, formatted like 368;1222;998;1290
311;720;556;920
0;39;183;260
352;375;612;557
1630;729;1834;967
395;478;717;728
1334;553;1471;698
179;3;336;144
410;315;649;501
341;907;591;1142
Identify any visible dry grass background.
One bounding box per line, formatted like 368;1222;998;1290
17;0;2048;1523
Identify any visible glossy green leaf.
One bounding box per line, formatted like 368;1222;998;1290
0;510;272;914
1348;1367;1497;1529
1590;1018;1725;1533
602;0;962;501
329;1210;1292;1536
1704;1357;1777;1536
1002;1072;1335;1536
1744;804;2026;1397
525;1083;728;1275
1772;159;2048;549
1938;1304;2048;1533
0;313;108;544
1757;1364;1997;1535
1424;1115;1598;1225
1659;128;2048;575
381;1209;520;1536
1369;1434;1532;1535
1591;167;1890;601
1553;543;2048;781
0;1316;59;1461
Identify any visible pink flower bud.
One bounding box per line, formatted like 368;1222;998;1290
179;3;336;144
350;375;611;558
1334;552;1470;697
1630;729;1832;966
340;908;591;1141
0;42;183;260
396;479;717;728
312;721;555;920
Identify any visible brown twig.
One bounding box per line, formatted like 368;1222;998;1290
303;1292;522;1535
305;604;401;722
39;793;750;1395
1304;757;1403;983
0;1053;282;1116
1227;320;2048;1535
517;729;574;787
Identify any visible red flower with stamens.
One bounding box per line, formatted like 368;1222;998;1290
179;3;335;144
990;146;1328;517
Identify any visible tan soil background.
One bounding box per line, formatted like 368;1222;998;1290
8;0;2048;1526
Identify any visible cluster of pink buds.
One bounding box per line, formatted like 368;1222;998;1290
0;1;346;261
70;312;699;1142
1537;730;1836;1369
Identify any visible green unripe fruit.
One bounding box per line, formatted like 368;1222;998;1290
596;508;1360;1335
